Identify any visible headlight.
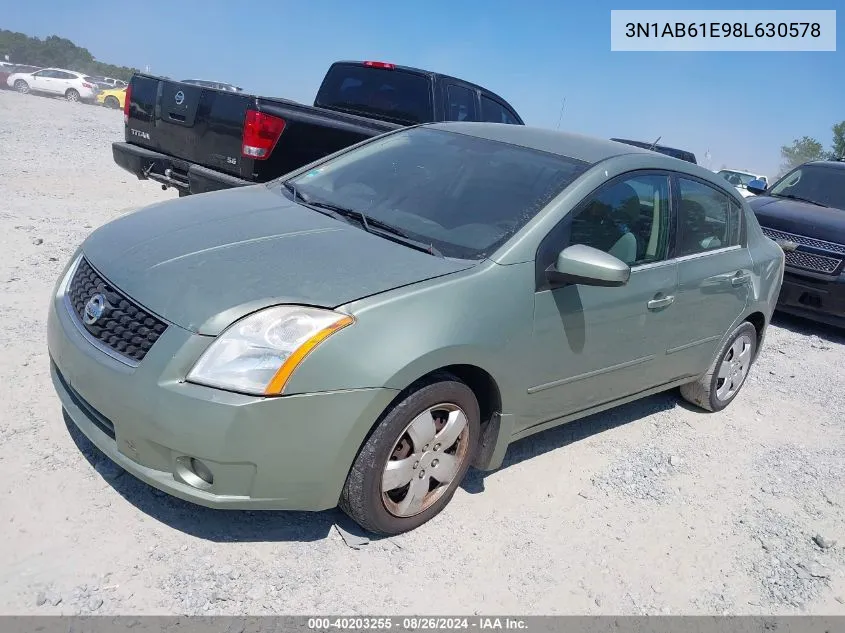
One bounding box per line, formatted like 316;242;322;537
186;306;354;395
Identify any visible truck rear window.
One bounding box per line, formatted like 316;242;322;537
315;64;433;125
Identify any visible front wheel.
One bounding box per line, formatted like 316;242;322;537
104;96;120;109
340;376;480;535
65;88;80;102
680;321;757;412
14;80;30;94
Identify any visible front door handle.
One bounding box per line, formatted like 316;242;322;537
731;273;751;286
647;295;675;310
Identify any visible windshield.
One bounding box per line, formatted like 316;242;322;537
284;127;589;259
718;170;757;187
769;164;845;210
315;64;434;125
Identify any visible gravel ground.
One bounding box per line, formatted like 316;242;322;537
0;88;844;616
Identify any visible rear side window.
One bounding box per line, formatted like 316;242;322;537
446;84;476;121
315;64;434;125
480;95;519;124
676;178;741;256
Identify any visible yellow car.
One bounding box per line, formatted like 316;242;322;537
96;87;126;109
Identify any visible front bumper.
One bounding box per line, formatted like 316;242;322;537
112;142;251;196
776;269;845;328
48;269;398;510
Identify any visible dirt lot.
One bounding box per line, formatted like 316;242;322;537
0;88;844;616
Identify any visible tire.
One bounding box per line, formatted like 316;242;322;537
104;96;120;109
339;374;481;535
680;321;757;412
14;80;30;94
65;89;80;102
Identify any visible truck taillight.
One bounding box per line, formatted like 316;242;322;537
242;110;286;159
363;61;395;70
123;83;132;124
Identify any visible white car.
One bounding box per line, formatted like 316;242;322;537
715;168;768;198
6;67;100;102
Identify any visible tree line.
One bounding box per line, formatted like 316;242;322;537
779;121;845;175
0;30;137;81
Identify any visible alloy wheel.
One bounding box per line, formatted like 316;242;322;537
381;403;471;518
715;333;753;401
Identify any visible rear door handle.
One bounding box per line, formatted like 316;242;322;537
731;273;751;286
647;295;675;310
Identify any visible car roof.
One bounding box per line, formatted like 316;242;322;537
718;168;760;175
805;159;845;169
425;122;656;165
40;67;83;75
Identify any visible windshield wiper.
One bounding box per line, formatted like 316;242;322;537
281;182;346;221
306;199;443;257
772;193;829;208
283;183;442;257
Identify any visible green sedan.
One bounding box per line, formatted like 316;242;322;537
48;123;784;534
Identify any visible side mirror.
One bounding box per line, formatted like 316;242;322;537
746;179;767;195
545;244;631;288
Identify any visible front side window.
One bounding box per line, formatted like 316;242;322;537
768;164;845;209
568;174;671;265
480;95;519;125
677;178;741;256
285;128;588;260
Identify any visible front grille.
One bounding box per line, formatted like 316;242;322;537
783;250;842;275
761;227;845;256
66;258;167;363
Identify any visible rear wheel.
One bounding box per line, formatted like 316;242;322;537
104;96;120;109
340;375;480;535
14;80;29;94
680;321;757;412
65;88;80;102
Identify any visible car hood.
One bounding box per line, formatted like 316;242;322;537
81;185;475;335
748;196;845;244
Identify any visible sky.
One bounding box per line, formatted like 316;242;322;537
1;0;842;178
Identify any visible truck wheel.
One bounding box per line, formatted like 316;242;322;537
340;375;480;535
104;96;120;109
14;80;30;94
680;321;757;412
65;89;80;102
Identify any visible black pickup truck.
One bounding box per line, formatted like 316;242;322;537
113;60;524;196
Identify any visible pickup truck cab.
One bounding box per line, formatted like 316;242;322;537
113;60;524;196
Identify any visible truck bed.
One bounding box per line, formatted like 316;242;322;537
121;74;401;192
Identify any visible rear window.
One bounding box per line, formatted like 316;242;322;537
315;64;434;125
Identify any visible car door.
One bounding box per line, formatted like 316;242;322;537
29;69;54;92
662;175;752;379
524;171;679;427
53;71;76;94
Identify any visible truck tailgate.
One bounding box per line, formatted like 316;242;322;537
127;75;252;179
